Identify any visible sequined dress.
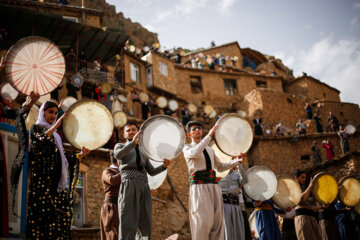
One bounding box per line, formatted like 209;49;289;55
26;124;79;240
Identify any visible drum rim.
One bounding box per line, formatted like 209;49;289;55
112;110;127;128
244;165;277;201
214;113;253;157
5;36;65;96
272;175;302;209
311;172;338;204
138;114;185;162
63;99;114;150
338;176;360;206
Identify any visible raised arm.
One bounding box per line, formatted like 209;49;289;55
183;135;212;159
113;141;135;161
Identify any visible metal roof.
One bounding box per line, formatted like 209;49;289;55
0;5;128;64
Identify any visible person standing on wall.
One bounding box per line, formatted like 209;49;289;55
100;150;122;240
114;123;170;240
338;125;350;154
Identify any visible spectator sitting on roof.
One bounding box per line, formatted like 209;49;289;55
295;118;307;135
275;120;285;136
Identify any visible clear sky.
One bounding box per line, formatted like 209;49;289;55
107;0;360;105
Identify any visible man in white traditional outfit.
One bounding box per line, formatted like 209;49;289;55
183;121;245;240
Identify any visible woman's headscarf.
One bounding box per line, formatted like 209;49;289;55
36;101;68;193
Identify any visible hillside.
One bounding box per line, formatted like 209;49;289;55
86;0;159;49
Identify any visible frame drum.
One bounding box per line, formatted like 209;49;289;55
209;141;231;178
59;96;77;112
249;211;259;239
209;110;217;119
139;92;150;103
345;124;356;134
214;113;253;156
63;100;113;150
168;99;179;111
0;82;18;101
100;82;112;95
139;115;185;162
204;105;214;115
244;166;277;201
272;176;302;209
72;74;83;88
187;103;197;114
237;110;246;118
5;36;65;95
339;177;360;206
156;96;168;109
147;159;167;190
113;111;127;128
118;94;128;103
312;172;338;204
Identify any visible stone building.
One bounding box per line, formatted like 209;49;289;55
1;1;360;239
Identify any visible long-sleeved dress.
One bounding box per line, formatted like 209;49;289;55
113;140;166;240
338;130;350;154
26;124;79;240
183;135;239;240
219;168;248;240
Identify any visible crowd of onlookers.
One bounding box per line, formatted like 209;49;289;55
251;102;353;167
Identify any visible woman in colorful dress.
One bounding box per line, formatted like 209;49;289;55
26;100;89;240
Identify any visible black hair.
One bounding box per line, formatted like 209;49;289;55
186;121;203;132
109;150;117;164
124;122;138;129
44;101;58;111
295;169;306;178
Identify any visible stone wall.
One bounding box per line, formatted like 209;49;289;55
241;88;306;130
306;151;360;182
247;132;360;176
314;100;360;129
175;67;283;109
284;77;341;102
147;52;178;95
181;42;243;69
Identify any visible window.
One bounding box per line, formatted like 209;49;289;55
160;62;168;76
130;62;140;82
223;79;238;96
256;80;267;88
190;76;203;93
